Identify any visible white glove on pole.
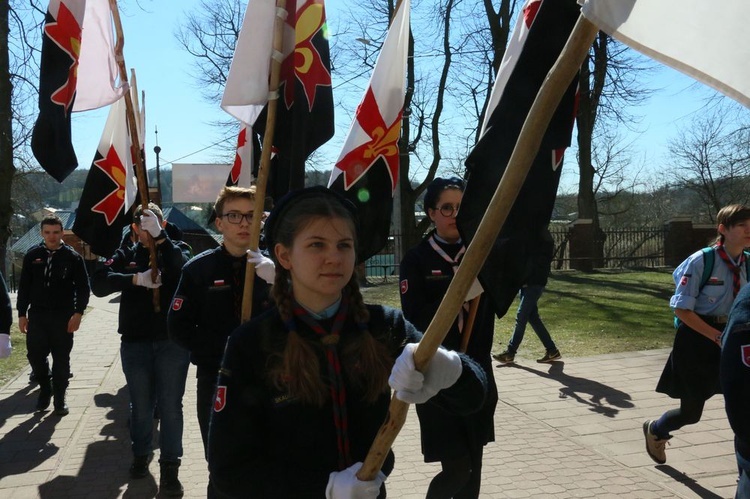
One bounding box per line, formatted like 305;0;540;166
0;333;11;359
140;209;163;238
247;249;276;285
389;343;462;404
465;278;484;301
135;270;162;288
325;462;385;499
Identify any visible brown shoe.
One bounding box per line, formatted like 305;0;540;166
643;420;670;464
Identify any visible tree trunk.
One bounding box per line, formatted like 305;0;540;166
0;2;14;280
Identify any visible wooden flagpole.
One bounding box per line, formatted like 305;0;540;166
357;13;599;481
108;0;160;312
240;0;288;323
459;296;481;354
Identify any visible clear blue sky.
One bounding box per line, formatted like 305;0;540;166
68;0;742;194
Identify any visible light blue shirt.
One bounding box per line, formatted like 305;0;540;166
670;247;747;316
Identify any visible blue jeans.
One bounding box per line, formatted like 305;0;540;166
507;285;556;353
120;339;190;461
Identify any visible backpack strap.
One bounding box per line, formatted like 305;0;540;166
699;246;715;291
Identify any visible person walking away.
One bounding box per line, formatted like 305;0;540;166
721;284;750;499
494;227;561;364
400;177;497;498
17;215;90;415
1;272;12;359
168;186;274;458
207;186;489;498
643;204;750;465
92;203;191;497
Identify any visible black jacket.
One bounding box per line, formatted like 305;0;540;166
399;232;498;460
208;305;488;498
0;273;11;334
721;284;750;471
168;246;272;374
17;242;90;317
91;237;190;342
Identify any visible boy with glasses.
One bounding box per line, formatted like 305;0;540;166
168;186;274;462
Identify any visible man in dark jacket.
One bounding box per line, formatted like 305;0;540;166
92;203;191;497
168;186;273;457
17;215;90;415
721;284;750;499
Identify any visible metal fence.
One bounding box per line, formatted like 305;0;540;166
365;226;668;278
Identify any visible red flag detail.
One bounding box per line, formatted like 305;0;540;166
335;88;402;192
281;0;331;111
45;2;82;113
91;145;128;225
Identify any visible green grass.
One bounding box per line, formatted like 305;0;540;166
362;269;677;361
0;325;28;387
0;271;677;385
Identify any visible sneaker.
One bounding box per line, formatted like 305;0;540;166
537;349;561;363
493;350;515;363
54;403;69;416
130;453;154;479
642;420;670;464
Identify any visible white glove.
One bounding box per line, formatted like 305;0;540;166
247;248;276;285
135;270;162;288
465;278;484;301
389;343;462;404
0;333;11;359
325;462;385;499
139;209;163;238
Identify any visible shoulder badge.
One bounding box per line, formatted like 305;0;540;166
214;385;227;412
742;344;750;368
400;279;408;294
171;298;183;311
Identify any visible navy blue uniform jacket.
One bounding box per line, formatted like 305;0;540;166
208;305;488;498
400;232;498;461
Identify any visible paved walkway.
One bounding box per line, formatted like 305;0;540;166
0;294;740;498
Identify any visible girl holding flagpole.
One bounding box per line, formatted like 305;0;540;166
207;186;488;498
399;177;498;498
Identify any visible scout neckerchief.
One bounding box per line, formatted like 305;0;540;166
428;234;469;332
287;295;352;469
44;247;58;288
716;242;745;297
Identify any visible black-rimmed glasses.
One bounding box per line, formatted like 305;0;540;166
438;203;460;217
221;212;254;224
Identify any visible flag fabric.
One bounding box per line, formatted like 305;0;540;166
31;0;124;182
225;124;257;187
456;0;580;318
580;0;750;109
221;0;334;201
328;0;410;262
73;95;138;258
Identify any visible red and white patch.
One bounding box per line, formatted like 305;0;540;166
680;276;689;286
104;258;114;266
431;270;442;276
400;279;408;294
214;386;227;412
171;298;183;311
742;344;750;368
213;279;225;286
128;261;137;267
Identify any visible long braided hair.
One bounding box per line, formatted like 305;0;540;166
267;192;392;406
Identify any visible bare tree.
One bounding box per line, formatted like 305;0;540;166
668;104;750;218
175;0;517;258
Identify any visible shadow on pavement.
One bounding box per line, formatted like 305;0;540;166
0;383;36;429
656;465;726;499
38;386;159;498
502;361;634;417
0;411;61;480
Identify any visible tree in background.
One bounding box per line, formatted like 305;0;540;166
667;103;750;219
176;0;516;258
